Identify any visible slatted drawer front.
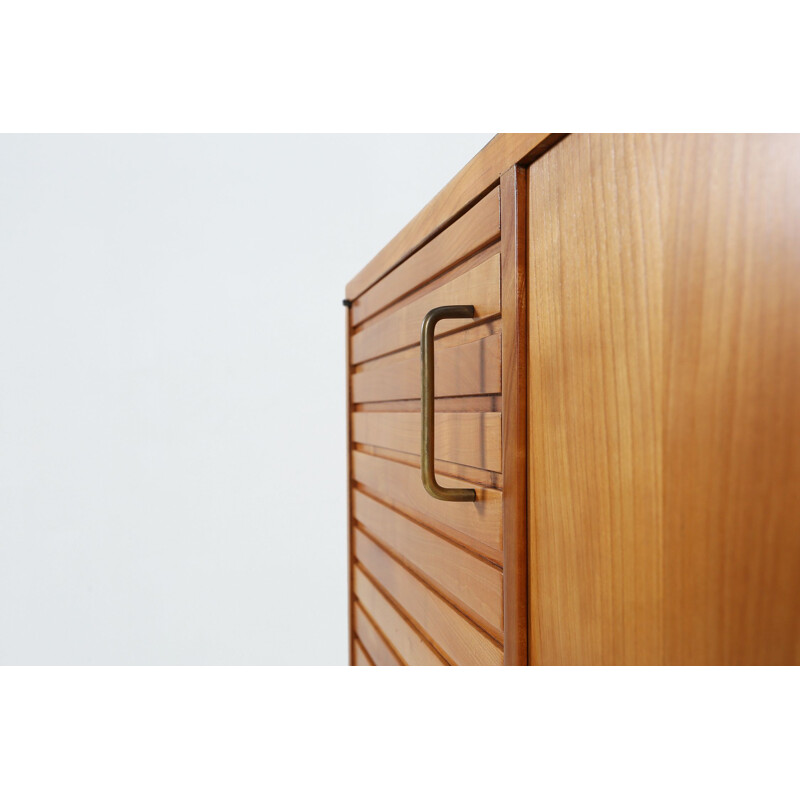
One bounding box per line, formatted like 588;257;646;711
352;321;501;404
348;196;508;666
350;253;500;365
353;411;501;472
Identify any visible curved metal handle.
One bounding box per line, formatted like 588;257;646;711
420;305;477;502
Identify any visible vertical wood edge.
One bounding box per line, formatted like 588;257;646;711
346;305;355;666
500;165;530;665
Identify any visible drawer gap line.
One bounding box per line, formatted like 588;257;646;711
356;559;463;665
354;560;454;666
352;233;502;328
354;600;407;666
347;181;503;303
355;526;505;648
352;485;504;567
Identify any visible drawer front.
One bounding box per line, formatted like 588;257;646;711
352;410;501;472
350;253;500;365
346;172;527;665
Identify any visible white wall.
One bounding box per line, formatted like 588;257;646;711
0;134;493;664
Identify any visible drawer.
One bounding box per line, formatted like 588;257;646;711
346;161;531;666
351;320;501;404
350;187;500;327
354;531;502;666
352;410;501;472
347;210;505;665
350;252;500;365
352;450;502;559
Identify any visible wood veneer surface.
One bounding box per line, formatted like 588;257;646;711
528;133;800;665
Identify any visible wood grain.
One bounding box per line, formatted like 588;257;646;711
353;490;504;635
353;638;374;666
355;530;503;666
528;132;800;665
354;442;502;490
346;133;564;301
352;330;501;403
354;602;402;666
352;411;501;472
529;133;666;665
500;165;529;665
352;450;503;561
350;254;501;365
661;134;800;665
354;565;447;666
351;188;500;326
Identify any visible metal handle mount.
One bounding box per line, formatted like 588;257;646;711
420;305;477;502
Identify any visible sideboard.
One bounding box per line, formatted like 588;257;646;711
344;133;800;665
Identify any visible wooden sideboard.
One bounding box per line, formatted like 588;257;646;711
344;133;800;665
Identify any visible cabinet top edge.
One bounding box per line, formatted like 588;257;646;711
344;133;567;302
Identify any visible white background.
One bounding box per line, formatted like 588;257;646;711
0;133;493;664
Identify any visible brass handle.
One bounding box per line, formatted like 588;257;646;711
420;305;477;502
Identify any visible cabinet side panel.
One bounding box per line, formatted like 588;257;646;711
662;134;800;664
528;134;665;665
529;132;800;664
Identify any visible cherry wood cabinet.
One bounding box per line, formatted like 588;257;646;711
345;133;800;665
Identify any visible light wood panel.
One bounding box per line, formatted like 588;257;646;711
354;566;447;666
353;639;374;666
355;530;503;666
353;450;502;561
351;188;500;326
352;411;501;472
353;490;503;635
351;254;500;365
346;133;564;301
354;443;502;490
661;134;800;665
529;132;800;665
352;330;501;403
354;603;401;666
528;133;666;665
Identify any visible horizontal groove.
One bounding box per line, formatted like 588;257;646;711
351;244;500;339
355;520;504;644
350;251;500;366
352;477;504;564
352;635;375;666
354;562;452;666
354;393;501;407
353;318;501;374
354;488;504;570
353;446;502;560
351;314;501;368
354;396;503;414
354;482;503;568
355;599;406;666
355;531;504;651
353;442;502;490
352;411;501;474
348;181;501;304
353;230;501;329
